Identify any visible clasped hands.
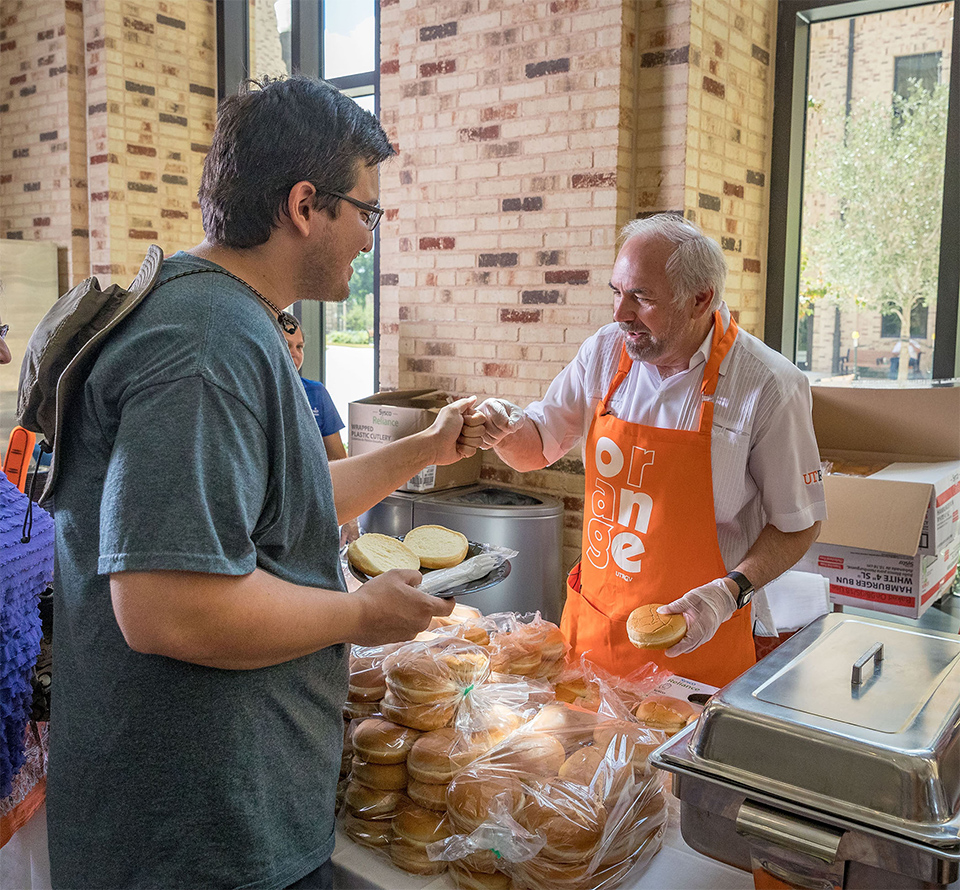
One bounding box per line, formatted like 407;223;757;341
456;397;525;456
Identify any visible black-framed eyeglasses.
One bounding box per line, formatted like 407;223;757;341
0;324;8;340
326;191;383;232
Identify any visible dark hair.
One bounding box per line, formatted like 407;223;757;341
198;76;395;248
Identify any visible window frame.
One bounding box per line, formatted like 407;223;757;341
216;0;382;391
765;0;960;380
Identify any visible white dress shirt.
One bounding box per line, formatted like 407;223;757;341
524;303;827;571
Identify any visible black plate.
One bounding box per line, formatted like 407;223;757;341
346;539;511;598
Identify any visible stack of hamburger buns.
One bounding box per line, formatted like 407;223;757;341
447;711;668;890
338;612;676;887
341;717;419;849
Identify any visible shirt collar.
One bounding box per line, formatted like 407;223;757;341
688;302;732;373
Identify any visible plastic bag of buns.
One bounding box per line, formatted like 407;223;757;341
339;704;533;874
379;637;492;732
455;611;568;681
632;692;703;737
435;708;668;890
344;641;406;721
552;653;674;716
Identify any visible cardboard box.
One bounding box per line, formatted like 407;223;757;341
348;390;481;493
796;537;960;619
813;385;960;558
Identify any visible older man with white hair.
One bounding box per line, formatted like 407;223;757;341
464;214;826;686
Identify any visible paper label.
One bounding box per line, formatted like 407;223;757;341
406;465;437;492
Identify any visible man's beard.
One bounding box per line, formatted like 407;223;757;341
621;325;670;363
296;254;351;304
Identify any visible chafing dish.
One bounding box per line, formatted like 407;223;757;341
651;612;960;889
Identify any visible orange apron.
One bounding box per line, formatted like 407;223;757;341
560;311;756;687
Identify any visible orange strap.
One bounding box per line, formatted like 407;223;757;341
3;426;36;492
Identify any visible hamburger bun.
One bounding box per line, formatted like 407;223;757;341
447;770;525;833
403;525;469;569
352;718;422;765
557;745;604;786
407;778;449;811
450;864;512;890
407;727;480;784
343;781;407;819
393;805;452;845
553;675;602;711
343;699;380;721
518;778;606;863
626;603;687;650
634;694;700;735
388;837;448;875
342;812;392;848
488;731;566;777
489;641;542;677
350;756;408;791
381;689;457;732
347;533;420;576
528;703;600;752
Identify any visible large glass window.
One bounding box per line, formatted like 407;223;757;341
225;0;380;443
767;0;959;384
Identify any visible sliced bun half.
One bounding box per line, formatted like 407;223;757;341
348;533;420;576
403;525;469;570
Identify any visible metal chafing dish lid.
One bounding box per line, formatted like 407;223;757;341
667;613;960;846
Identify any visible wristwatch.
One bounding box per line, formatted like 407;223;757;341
725;571;755;609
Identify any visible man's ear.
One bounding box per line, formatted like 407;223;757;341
691;287;715;318
285;181;322;237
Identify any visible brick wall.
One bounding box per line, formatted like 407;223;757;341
83;0;215;284
378;0;779;576
0;0;88;285
1;0;215;289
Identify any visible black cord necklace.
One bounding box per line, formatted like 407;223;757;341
212;266;300;334
252;290;300;335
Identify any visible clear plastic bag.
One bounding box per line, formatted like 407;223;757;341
436;710;668;890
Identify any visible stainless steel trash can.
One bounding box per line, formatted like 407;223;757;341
359;484;565;622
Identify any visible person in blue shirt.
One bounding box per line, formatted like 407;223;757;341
283;321;347;463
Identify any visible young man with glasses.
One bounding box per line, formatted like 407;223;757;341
46;76;479;890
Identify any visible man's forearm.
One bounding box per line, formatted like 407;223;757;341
111;568;367;670
730;521;821;592
492;417;549;472
329;427;441;522
111;566;452;670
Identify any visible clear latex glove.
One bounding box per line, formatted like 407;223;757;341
657;579;737;656
476;398;525;449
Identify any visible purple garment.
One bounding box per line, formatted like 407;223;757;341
0;477;54;797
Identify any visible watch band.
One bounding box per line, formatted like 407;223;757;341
725;571;754;610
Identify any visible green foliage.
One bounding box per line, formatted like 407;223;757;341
801;83;948;360
324;249;375;339
327;329;370;345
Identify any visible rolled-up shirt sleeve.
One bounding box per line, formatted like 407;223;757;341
749;377;827;533
524;344;595;466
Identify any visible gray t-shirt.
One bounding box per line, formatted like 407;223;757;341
47;252;348;890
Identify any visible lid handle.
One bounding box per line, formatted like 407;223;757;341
851;641;883;687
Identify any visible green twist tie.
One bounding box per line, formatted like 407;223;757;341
491;849;502;860
463;684;475;696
